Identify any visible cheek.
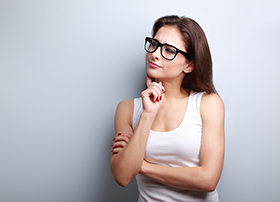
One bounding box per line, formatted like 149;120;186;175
164;60;187;74
146;53;152;62
174;58;188;69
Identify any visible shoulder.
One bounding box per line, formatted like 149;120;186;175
117;99;134;109
115;100;134;122
200;93;225;121
114;100;135;135
115;100;134;116
201;93;224;107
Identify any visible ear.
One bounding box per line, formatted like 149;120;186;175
183;62;194;74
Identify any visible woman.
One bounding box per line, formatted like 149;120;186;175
110;15;225;202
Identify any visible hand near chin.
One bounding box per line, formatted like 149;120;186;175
141;73;165;114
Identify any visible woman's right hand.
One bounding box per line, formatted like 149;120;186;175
141;74;165;115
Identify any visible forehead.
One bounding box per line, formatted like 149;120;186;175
154;26;186;50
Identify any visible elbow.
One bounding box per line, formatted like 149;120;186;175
112;171;133;187
204;182;217;192
197;168;221;192
114;177;130;187
201;176;219;192
110;164;133;187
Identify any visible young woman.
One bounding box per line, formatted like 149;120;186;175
110;15;225;202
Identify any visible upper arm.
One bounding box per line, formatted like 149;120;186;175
114;100;134;136
111;100;134;161
199;93;225;183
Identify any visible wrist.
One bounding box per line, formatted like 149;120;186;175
139;160;149;175
141;111;157;122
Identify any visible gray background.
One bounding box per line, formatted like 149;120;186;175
1;0;279;201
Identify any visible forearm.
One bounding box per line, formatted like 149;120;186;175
140;163;220;192
110;112;155;186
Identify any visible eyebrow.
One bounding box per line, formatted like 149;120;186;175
153;38;186;52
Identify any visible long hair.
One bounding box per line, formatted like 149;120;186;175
152;15;216;94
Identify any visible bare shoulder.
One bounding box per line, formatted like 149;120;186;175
116;100;134;116
201;93;224;107
114;100;134;135
200;93;225;120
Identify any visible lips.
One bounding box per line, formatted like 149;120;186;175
149;62;161;68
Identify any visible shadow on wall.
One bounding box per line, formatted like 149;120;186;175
96;127;139;202
99;177;139;201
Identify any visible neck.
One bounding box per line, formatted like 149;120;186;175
161;80;188;100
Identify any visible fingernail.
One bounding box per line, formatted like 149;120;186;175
118;133;121;136
162;89;165;93
113;138;115;141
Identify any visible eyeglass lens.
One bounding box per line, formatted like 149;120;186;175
145;38;177;60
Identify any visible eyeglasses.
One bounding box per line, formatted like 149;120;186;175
144;37;191;61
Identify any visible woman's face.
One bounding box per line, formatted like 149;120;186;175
146;25;192;82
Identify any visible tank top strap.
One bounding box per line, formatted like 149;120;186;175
132;97;143;131
182;91;204;126
188;91;204;112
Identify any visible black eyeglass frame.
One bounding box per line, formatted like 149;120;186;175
144;37;192;61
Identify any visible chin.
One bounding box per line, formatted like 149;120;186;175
147;71;162;83
146;68;157;78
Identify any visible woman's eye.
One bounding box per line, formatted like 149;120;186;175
150;41;157;48
164;47;176;54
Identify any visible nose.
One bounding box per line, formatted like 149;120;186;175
151;46;161;60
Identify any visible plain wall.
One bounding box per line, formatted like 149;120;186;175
1;0;280;201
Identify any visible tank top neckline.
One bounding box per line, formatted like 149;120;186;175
150;91;193;135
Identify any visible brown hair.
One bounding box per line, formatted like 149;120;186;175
152;15;216;94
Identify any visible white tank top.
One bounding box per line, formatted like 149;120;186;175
132;91;219;202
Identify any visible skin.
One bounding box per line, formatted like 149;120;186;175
110;25;225;192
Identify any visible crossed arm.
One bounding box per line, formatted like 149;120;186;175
110;99;156;187
110;93;225;192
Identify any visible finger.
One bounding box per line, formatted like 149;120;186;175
147;88;161;102
155;81;165;94
111;147;123;154
112;141;127;149
159;82;165;93
146;73;152;87
142;81;164;102
115;133;132;141
160;91;165;101
150;83;164;101
113;136;130;144
117;132;132;138
151;82;165;94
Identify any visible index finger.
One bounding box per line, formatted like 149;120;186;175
146;73;152;87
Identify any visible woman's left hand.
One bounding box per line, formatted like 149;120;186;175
139;159;149;175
